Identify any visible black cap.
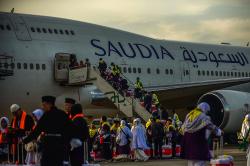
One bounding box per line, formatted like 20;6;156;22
71;104;83;116
65;98;76;104
42;96;56;105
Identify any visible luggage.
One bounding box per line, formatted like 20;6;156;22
210;137;234;166
144;148;153;157
162;144;172;158
175;144;181;157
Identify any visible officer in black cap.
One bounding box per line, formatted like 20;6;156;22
23;96;71;166
64;98;76;119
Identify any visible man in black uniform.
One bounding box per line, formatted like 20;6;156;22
70;104;89;166
23;96;71;166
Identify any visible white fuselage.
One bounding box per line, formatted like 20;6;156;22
0;12;250;118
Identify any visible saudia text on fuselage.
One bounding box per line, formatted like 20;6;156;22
90;39;249;68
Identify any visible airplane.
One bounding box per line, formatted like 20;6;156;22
0;12;250;142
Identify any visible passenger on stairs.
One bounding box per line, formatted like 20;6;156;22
144;92;152;113
64;98;76;120
134;77;143;100
98;58;107;78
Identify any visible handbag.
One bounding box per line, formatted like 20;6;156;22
120;127;131;144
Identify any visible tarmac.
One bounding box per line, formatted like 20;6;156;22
0;145;247;166
101;145;247;166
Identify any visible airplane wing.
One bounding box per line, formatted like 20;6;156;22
145;77;250;108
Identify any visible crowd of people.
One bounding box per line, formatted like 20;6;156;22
0;95;227;166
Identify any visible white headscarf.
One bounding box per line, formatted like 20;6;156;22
0;117;9;131
120;120;126;127
32;109;44;121
198;102;211;114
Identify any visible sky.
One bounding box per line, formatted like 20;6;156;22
0;0;249;46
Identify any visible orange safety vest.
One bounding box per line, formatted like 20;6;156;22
12;111;27;129
71;113;84;121
0;129;8;144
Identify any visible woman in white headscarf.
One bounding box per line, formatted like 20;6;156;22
115;120;132;160
131;118;149;161
25;108;44;165
0;117;9;144
241;114;250;166
181;102;221;166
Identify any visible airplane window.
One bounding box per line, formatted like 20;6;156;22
211;71;214;76
48;28;53;34
36;64;40;70
65;30;69;35
70;30;75;35
17;63;21;69
123;67;127;73
128;67;131;73
42;28;47;33
60;29;64;34
202;70;205;76
138;68;141;73
30;27;35;32
215;71;218;76
198;70;201;76
242;72;245;77
219;71;222;76
147;68;151;74
11;63;15;69
206;71;209;76
238;72;241;77
54;29;58;34
133;67;136;73
30;63;34;70
234;72;237;77
231;72;233;77
246;72;248;77
227;72;230;77
165;69;169;75
223;71;226;76
36;28;41;33
42;64;46;70
156;68;160;74
0;24;4;30
6;25;11;31
170;69;173;75
23;63;27;69
185;70;189;75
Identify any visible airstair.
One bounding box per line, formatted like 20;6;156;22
53;53;151;121
88;68;152;121
0;55;14;80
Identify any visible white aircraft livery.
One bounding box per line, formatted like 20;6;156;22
0;12;250;140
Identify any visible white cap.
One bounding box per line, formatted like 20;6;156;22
10;104;20;113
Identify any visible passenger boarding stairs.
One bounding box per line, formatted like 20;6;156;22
0;55;14;80
88;68;151;121
53;53;151;121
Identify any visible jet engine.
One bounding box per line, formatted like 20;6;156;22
56;85;107;109
198;90;250;133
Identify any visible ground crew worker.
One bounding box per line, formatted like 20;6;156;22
10;104;34;164
64;98;76;120
134;77;143;99
0;117;9;161
70;104;89;166
89;123;97;153
23;96;71;166
172;109;180;128
98;58;107;77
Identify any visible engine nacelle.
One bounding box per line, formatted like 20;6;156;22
198;90;250;133
56;85;107;109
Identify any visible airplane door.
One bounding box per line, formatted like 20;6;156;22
9;15;32;41
180;61;190;82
